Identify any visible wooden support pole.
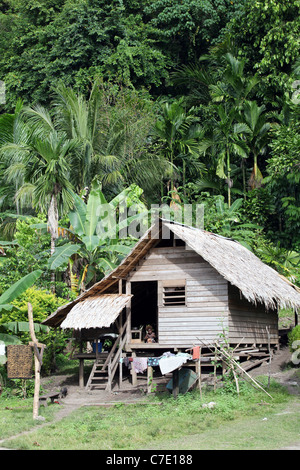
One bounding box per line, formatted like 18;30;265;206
173;369;179;398
107;361;112;393
119;354;123;389
266;326;271;389
198;347;202;399
131;352;137;386
28;302;46;420
147;366;153;394
79;359;84;388
126;281;131;345
213;346;217;392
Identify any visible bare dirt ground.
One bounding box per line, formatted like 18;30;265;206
250;345;300;392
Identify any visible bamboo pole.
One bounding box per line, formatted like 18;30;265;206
215;340;273;399
198;347;202;399
213;345;217;392
266;326;271;389
197;337;273;399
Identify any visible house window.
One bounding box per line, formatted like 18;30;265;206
162;283;186;306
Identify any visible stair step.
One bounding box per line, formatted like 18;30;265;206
85;347;122;391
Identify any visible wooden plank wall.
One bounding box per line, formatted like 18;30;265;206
128;246;229;347
228;284;278;345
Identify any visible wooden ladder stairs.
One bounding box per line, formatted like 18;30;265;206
86;314;130;392
85;353;111;391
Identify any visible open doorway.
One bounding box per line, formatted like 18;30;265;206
131;281;158;342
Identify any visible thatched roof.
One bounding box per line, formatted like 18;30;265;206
44;218;300;328
60;294;132;330
163;221;300;311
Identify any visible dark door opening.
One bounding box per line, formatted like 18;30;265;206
131;281;158;342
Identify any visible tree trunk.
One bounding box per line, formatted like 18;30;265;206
48;194;59;294
242;158;247;200
28;302;45;421
227;149;231;208
254;152;258;179
50;235;56;294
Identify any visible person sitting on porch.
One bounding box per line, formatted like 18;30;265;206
144;325;156;343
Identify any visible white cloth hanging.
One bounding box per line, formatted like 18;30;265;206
159;353;191;375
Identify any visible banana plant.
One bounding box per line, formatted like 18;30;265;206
0;269;42;313
48;181;148;292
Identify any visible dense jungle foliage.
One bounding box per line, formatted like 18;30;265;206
0;0;299;371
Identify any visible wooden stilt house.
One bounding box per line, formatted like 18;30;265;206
44;218;300;391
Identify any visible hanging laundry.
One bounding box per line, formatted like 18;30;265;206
159;353;190;375
147;357;160;367
132;357;148;373
177;352;192;360
192;346;200;360
123;357;132;370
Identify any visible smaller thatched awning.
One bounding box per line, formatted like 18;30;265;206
60;294;132;330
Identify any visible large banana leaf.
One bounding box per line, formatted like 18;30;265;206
0;335;22;364
84;183;109;251
0;269;43;311
0;336;22;364
69;192;87;237
82;235;100;252
47;243;81;270
96;258;117;275
1;321;49;334
0;334;22;345
100;244;133;256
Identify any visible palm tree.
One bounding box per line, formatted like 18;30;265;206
199;103;249;207
209;53;259;108
171;52;259;109
152;98;205;197
0;100;32;214
239;100;270;189
53;81;168;198
1;105;78;292
53;81;102;192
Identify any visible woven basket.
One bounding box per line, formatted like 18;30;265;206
7;345;33;379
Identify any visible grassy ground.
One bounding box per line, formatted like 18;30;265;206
0;375;299;450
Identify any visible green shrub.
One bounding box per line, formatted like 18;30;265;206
288;325;300;367
288;325;300;352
